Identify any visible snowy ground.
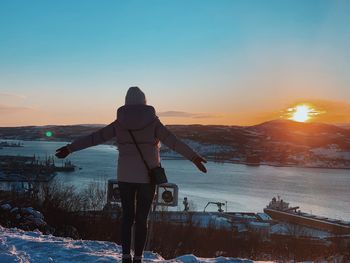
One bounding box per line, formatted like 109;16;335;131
0;225;262;263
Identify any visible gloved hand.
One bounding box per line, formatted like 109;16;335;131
55;145;71;159
192;156;207;173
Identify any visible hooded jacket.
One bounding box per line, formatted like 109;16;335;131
67;99;200;183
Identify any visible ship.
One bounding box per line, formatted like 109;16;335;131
0;154;76;177
0;155;77;195
264;196;350;234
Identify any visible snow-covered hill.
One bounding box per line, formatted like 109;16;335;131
0;225;259;263
3;120;350;168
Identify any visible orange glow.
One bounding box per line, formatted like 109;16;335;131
2;99;350;127
284;104;322;123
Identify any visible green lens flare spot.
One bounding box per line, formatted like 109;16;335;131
45;131;53;137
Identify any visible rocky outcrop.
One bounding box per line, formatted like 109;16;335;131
0;203;49;233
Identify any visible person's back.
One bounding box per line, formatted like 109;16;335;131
55;86;207;263
115;104;159;183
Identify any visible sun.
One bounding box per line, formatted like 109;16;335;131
285;104;321;123
290;105;311;122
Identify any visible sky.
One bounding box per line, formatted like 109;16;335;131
0;0;350;126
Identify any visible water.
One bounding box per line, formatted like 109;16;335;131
1;140;349;220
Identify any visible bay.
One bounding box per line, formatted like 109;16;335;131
1;140;349;220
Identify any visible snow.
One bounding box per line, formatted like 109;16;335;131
21;207;44;220
310;145;350;160
10;207;19;214
269;223;289;235
1;204;11;211
152;212;233;230
235;224;248;233
256;213;271;222
231;214;256;220
0;204;48;229
151;212;271;232
191;214;232;229
269;223;331;238
161;140;233;158
248;222;270;229
0;225;263;263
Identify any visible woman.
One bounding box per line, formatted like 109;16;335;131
55;87;207;263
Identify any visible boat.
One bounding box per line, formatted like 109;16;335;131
263;196;350;234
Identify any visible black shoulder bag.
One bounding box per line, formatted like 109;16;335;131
128;130;168;185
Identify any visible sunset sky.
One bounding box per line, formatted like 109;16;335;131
1;0;350;126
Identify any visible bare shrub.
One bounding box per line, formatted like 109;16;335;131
39;181;84;212
80;181;107;211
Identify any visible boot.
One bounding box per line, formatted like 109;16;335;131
133;256;143;263
122;254;132;263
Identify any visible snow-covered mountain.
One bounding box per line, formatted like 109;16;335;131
0;225;258;263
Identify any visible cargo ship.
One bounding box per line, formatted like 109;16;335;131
264;196;350;234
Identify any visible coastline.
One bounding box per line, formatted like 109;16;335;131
1;138;350;170
161;156;350;170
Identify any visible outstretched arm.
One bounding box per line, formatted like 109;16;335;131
155;119;207;173
55;121;117;158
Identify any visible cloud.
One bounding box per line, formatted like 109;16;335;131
158;111;221;119
158;111;194;117
0;104;35;114
0;92;26;100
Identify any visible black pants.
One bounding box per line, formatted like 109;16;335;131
118;182;156;256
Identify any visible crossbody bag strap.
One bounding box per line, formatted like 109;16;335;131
128;130;151;172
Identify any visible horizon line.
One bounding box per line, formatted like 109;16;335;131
1;119;350;129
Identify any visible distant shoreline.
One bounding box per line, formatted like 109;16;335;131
161;156;350;170
1;138;350;170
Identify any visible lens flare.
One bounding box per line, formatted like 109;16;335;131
45;131;53;137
